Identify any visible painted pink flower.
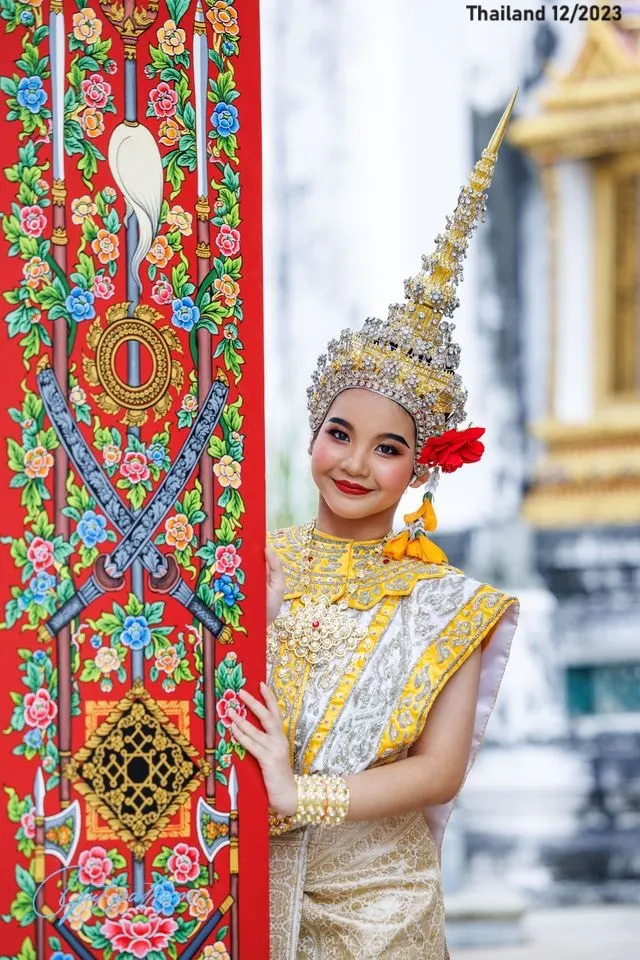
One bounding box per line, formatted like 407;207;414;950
119;451;150;484
215;224;240;256
149;82;178;119
27;536;55;572
81;73;111;109
23;688;58;729
215;543;241;575
101;906;177;957
167;843;200;884
216;689;245;729
93;275;115;300
78;845;114;887
20;205;47;238
20;808;36;840
150;279;173;306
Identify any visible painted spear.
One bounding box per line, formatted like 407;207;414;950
100;0;162;905
49;0;73;811
193;0;218;821
228;764;239;960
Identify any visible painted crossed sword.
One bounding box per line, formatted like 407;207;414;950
36;363;233;643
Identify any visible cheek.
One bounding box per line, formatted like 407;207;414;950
310;435;338;475
374;457;414;492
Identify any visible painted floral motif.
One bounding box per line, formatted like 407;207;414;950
1;3;250;955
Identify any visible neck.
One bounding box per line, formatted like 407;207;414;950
314;496;396;541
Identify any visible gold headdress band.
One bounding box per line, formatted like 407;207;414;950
307;90;518;477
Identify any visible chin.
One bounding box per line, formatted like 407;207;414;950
322;485;381;519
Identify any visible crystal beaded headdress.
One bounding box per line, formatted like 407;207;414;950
307;91;518;476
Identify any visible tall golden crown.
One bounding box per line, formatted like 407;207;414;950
307;90;518;474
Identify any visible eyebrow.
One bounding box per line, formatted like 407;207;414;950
327;417;410;448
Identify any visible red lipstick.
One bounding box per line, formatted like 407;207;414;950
333;479;372;496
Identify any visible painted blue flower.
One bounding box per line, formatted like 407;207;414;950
171;297;200;332
28;571;56;605
20;10;35;25
146;443;166;467
90;633;102;649
152;880;180;917
221;40;235;56
24;729;42;750
65;287;95;322
121;615;151;651
16;76;47;114
51;953;74;960
33;650;47;664
77;509;108;548
214;574;240;607
211;102;239;138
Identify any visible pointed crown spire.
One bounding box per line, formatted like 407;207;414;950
307;90;518;474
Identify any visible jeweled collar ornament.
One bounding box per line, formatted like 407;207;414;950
306;90;518;478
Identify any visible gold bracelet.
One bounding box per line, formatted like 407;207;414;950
324;775;350;826
291;774;327;827
268;774;351;836
269;809;295;836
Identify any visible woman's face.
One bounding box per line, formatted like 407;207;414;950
310;389;417;525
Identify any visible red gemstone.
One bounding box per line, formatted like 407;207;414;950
382;558;390;564
312;620;320;628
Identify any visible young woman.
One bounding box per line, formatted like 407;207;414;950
227;93;520;959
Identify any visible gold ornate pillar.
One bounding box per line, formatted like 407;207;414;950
511;18;640;527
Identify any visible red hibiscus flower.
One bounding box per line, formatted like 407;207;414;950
417;426;486;474
149;82;178;118
167;842;200;884
216;689;246;729
78;845;114;887
119;451;150;484
215;224;241;256
101;906;177;957
27;536;55;572
24;688;58;729
81;73;111;109
215;544;241;575
20;205;47;238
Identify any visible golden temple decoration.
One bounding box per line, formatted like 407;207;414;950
84;700;192;841
513;10;640;527
82;302;184;426
65;681;208;858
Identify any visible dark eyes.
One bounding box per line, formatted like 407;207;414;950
326;428;400;456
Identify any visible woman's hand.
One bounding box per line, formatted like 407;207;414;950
266;545;285;625
227;682;297;817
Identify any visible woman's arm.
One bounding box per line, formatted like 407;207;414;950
228;645;482;820
344;645;481;818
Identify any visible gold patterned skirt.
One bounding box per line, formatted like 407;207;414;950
270;812;447;959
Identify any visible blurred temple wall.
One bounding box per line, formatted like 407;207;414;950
261;0;640;916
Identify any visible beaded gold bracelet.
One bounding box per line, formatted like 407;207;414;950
268;774;350;836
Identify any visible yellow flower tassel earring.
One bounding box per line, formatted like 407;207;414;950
383;469;448;565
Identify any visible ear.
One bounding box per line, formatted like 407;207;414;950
408;469;431;489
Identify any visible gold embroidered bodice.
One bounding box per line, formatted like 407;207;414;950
268;523;449;610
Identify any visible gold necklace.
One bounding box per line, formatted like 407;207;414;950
268;519;392;666
295;518;391;596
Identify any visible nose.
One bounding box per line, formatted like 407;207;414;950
341;444;370;479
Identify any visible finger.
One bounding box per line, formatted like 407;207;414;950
227;707;269;746
237;688;274;730
260;682;283;719
229;721;268;763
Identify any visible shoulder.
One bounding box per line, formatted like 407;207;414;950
267;523;306;556
409;566;517;630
